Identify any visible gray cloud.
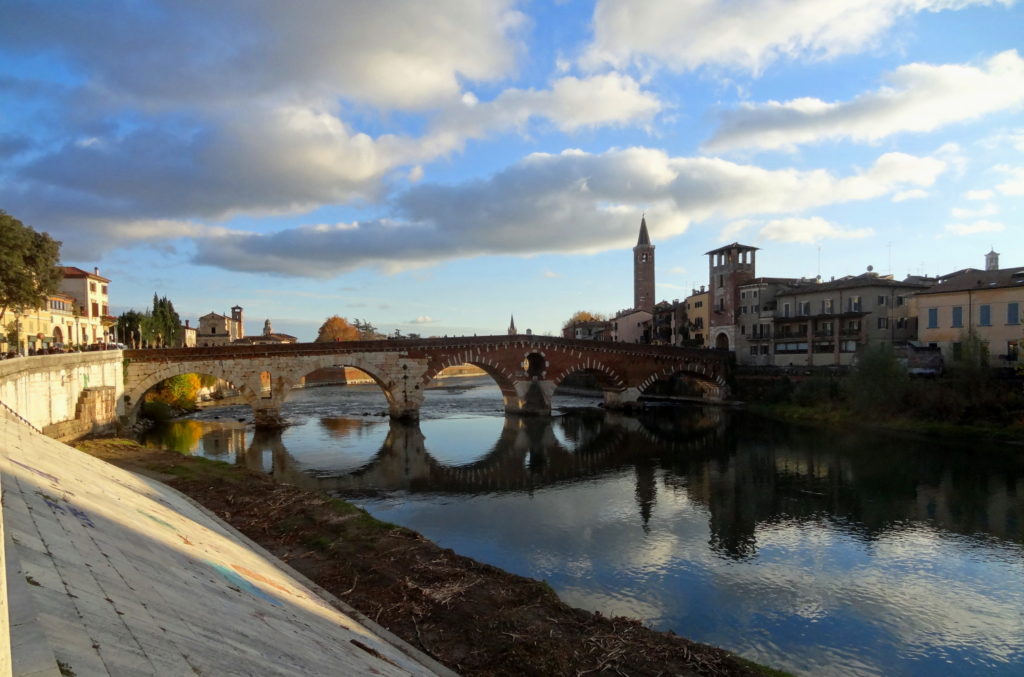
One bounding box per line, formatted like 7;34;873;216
193;147;946;277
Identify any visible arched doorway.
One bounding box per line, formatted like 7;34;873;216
715;332;730;350
52;326;63;347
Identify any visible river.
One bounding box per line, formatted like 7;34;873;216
140;378;1024;676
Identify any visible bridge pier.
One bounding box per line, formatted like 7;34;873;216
253;406;287;428
505;380;555;416
603;387;643;411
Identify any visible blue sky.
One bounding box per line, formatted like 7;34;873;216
2;0;1022;340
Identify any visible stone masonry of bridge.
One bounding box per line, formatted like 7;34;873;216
124;335;732;426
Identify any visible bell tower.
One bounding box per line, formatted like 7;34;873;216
633;216;655;314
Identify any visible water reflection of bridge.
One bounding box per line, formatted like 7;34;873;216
242;409;726;501
194;410;1023;560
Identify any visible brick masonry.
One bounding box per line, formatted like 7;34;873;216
124;336;733;424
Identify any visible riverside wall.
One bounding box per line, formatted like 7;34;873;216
0;352;124;441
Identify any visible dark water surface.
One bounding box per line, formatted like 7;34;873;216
141;379;1024;676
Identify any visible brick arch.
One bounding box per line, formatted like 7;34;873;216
422;352;519;394
634;360;729;396
549;359;625;390
124;361;259;419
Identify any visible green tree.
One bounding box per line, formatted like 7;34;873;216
844;343;908;416
0;211;63;323
117;294;183;347
351;318;383;340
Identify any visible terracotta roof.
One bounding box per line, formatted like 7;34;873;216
60;266;110;283
775;273;930;296
705;242;758;256
916;266;1024;295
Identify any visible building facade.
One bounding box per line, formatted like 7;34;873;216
633;216;655;314
684;287;709;347
197;306;245;347
706;243;757;350
768;273;928;367
916;259;1024;365
59;266;114;345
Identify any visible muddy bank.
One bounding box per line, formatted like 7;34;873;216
76;438;788;677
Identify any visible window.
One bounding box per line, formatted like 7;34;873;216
783;303;791;318
927;307;938;328
979;304;991;326
896;296;904;306
91;302;98;317
1009;341;1019;361
822;299;834;314
952;306;963;328
848;296;861;312
89;282;96;292
718;275;723;287
741;291;746;299
1009;302;1020;325
877;317;889;329
798;301;810;316
749;346;757;356
101;285;108;295
210;326;217;334
877;295;887;306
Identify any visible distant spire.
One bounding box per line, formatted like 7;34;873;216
508;315;517;335
637;214;651;247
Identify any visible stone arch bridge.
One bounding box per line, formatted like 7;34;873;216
123;335;732;426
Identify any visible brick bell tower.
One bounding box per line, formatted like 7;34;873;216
633;215;655;314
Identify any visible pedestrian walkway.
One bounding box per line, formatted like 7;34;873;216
0;406;452;676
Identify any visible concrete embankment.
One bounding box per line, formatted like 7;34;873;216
0;404;451;676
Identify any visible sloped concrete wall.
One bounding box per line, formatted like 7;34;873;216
0;352;124;435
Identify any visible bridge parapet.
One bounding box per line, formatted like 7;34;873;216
123;336;733;425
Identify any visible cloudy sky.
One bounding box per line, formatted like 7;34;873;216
2;0;1022;339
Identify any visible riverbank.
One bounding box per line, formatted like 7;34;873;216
75;437;788;677
748;402;1024;443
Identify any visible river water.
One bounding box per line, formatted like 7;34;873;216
141;378;1024;676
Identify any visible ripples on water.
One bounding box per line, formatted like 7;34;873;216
141;379;1024;677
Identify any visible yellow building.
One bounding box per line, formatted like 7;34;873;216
1;266;114;355
916;260;1024;366
684;287;710;347
59;266;115;346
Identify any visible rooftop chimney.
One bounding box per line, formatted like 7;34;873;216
93;266;100;276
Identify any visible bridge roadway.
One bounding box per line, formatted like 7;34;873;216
124;335;732;426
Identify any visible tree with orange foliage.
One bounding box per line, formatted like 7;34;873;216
315;315;360;342
562;310;607;328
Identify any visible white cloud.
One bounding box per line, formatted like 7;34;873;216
581;0;1013;74
965;189;995;200
943;220;1006;235
995;165;1024;195
668;266;687;274
542;270;561;278
1;1;526;111
950;202;998;218
892;189;928;202
705;50;1024;151
194;147;946;276
758;217;874;243
410;315;435;324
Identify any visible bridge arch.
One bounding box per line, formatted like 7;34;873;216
282;355;407;414
550;359;625;391
635;361;730;401
124;362;259;420
422;352;521;411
